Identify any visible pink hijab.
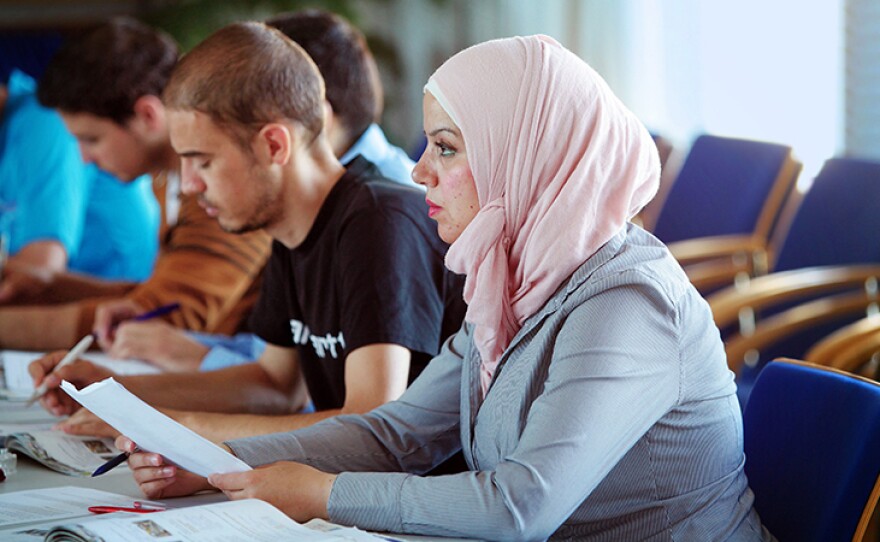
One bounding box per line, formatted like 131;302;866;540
425;35;660;395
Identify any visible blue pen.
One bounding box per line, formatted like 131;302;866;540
98;302;181;344
131;302;182;322
91;451;130;477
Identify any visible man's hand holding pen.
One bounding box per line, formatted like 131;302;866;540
27;352;114;417
27;301;182;416
93;299;181;351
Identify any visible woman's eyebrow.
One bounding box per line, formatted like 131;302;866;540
428;127;459;137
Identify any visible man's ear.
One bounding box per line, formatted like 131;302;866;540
258;123;293;165
130;95;166;134
322;100;335;132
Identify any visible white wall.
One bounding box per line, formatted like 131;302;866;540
362;0;848;176
845;0;880;160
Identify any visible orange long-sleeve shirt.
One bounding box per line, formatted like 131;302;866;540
75;172;271;337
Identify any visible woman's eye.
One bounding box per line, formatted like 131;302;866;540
199;160;211;170
435;142;456;157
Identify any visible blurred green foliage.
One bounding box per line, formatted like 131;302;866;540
143;0;363;51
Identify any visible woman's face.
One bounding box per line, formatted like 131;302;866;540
412;92;480;244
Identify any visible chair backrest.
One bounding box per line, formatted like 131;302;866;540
652;134;797;244
719;158;880;401
773;157;880;272
744;359;880;542
636;133;682;230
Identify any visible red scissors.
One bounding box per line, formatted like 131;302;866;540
88;501;166;514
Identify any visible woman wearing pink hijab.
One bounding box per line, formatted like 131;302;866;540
124;35;771;541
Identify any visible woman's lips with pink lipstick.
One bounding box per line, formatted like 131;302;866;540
426;198;441;218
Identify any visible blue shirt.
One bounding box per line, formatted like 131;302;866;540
195;125;418;371
340;123;418;187
0;69;86;259
72;167;159;281
0;70;159;280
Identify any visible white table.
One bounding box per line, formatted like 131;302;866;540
0;399;475;541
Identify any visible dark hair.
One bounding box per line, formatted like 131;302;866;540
37;17;177;124
267;9;381;149
163;22;324;150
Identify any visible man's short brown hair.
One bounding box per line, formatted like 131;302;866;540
38;17;178;124
163;21;324;150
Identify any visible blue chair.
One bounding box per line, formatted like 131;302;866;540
743;359;880;542
652;134;798;244
772;158;880;273
709;158;880;404
653;135;801;293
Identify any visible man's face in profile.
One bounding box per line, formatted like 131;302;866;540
169;109;281;235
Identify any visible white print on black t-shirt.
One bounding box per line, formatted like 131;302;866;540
289;319;346;359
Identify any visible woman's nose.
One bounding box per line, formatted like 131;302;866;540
411;156;434;187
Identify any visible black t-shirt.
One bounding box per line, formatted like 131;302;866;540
250;157;466;411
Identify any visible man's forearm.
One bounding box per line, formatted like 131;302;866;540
0;303;80;349
180;408;343;443
41;272;135;304
117;363;296;415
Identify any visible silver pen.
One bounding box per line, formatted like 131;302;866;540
25;334;95;407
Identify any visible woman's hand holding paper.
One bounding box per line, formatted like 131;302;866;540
116;435;213;499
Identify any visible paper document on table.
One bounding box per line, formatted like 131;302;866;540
4;430;124;477
1;498;385;542
60;378;251;477
2;350;161;396
0;486;145;529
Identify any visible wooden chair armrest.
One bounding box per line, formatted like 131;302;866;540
724;291;877;374
708;265;880;330
806;313;880;374
668;235;765;265
685;259;750;293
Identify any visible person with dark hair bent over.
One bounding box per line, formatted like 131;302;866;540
267;9;415;184
31;22;465;448
74;9;421;376
0;17;271;350
0;68;158;297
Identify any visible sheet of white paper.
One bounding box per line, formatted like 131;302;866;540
0;422;54;438
0;486;140;528
2;350;161;394
61;378;251;477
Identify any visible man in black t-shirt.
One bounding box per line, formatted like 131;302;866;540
32;22;464;444
253;156;464;411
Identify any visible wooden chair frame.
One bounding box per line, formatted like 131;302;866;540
667;154;802;292
707;265;880;374
806;314;880;376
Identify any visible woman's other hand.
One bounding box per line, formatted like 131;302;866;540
209;461;336;522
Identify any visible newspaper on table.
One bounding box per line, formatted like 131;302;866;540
0;488;387;542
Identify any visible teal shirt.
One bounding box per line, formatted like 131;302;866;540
0;70;158;280
72;167;159;281
0;69;86;258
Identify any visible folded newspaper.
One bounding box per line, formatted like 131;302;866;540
0;488;388;542
4;430;123;477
